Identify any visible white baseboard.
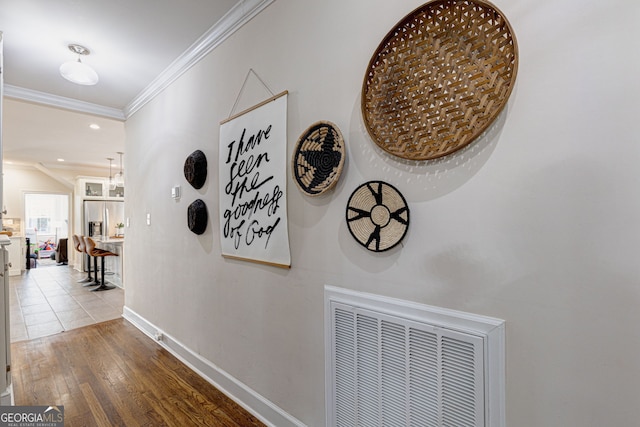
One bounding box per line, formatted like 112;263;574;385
122;306;305;427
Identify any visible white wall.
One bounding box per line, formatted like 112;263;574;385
3;165;71;223
124;0;640;425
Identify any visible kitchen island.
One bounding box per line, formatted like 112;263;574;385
96;237;124;288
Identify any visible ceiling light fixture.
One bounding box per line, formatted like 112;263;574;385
114;152;124;187
59;44;99;86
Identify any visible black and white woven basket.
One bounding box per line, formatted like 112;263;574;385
346;181;409;252
292;121;345;196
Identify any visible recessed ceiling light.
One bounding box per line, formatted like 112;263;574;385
57;158;65;162
89;123;100;130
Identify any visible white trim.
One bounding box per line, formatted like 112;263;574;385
122;306;305;427
5;0;275;120
0;383;13;406
324;285;506;427
124;0;275;118
33;163;75;189
324;285;504;336
4;85;125;120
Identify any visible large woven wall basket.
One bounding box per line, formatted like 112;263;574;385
292;121;346;196
346;181;410;252
362;0;518;160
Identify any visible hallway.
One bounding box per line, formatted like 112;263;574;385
7;265;266;426
9;263;124;342
11;318;266;426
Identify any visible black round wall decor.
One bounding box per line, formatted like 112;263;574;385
187;199;208;235
292;121;345;196
346;181;410;252
184;150;208;189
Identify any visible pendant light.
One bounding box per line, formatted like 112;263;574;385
114;152;124;187
107;157;116;190
59;44;99;86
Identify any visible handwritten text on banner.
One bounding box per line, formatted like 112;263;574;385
218;93;290;267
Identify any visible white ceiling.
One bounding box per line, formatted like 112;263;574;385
0;0;269;176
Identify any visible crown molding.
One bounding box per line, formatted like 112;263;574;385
33;163;75;189
5;0;275;121
3;85;126;120
124;0;275;118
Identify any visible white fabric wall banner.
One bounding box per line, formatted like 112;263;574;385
218;91;291;268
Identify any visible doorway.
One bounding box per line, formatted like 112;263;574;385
24;193;69;266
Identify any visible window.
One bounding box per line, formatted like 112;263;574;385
24;194;69;256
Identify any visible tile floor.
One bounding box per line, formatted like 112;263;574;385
9;262;124;342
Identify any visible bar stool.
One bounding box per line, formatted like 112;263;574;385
83;236;118;292
73;235;94;285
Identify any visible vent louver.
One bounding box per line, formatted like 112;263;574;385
325;286;505;427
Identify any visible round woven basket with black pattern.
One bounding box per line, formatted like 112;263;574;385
292;121;345;196
346;181;409;252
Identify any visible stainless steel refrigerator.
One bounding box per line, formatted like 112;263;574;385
82;200;124;269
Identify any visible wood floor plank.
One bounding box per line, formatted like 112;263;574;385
11;318;266;427
80;382;113;427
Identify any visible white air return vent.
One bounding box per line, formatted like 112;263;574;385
325;286;505;427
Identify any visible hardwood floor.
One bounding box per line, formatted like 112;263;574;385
11;318;266;427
